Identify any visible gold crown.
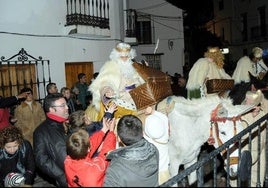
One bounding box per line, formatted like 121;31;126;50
208;47;220;53
115;47;131;53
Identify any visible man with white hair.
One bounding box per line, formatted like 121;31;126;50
232;47;268;84
89;42;145;120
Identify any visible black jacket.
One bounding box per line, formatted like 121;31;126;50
0;96;20;108
33;118;68;187
0;140;35;186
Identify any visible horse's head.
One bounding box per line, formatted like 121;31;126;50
249;71;268;99
213;120;244;177
209;103;254;177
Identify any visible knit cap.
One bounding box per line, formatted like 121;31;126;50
4;172;25;187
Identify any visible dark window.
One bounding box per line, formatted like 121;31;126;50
241;13;248;41
219;0;224;11
136;21;152;44
258;6;266;37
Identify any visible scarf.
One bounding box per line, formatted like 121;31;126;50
46;112;68;123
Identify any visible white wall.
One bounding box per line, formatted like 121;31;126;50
0;0;184;91
0;0;120;90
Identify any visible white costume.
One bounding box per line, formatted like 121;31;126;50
186;57;231;98
144;110;170;185
186;57;231;90
89;43;145;112
232;56;260;84
232;47;268;84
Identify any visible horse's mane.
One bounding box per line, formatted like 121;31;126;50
228;82;251;105
171;95;233;117
229;71;268;104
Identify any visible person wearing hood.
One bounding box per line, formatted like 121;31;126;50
103;114;159;187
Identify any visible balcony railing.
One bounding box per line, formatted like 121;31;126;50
66;0;109;29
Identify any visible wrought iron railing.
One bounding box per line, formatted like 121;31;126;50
159;114;268;187
0;48;50;103
66;0;109;29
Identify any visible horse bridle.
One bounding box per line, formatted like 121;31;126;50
210;104;241;166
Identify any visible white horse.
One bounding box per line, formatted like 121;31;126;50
229;97;267;187
156;94;253;185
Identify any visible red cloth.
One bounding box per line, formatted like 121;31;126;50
0;108;10;130
46;112;68;122
64;130;116;187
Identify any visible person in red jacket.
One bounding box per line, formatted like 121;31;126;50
0;92;28;130
64;116;116;187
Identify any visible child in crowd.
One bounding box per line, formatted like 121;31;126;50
64;116;116;187
0;126;35;187
67;102;117;136
144;107;170;184
60;87;76;114
103;114;159;187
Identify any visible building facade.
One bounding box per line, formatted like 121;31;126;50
206;0;268;67
0;0;184;99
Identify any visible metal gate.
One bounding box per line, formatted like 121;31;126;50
0;48;51;103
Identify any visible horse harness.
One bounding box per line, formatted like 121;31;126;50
210;104;241;166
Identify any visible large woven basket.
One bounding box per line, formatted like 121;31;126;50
206;79;234;94
129;63;172;110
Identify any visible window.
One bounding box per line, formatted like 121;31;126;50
136;13;152;44
241;13;248;41
219;0;224;11
258;6;266;37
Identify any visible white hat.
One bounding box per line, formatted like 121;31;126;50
252;47;263;58
144;111;169;144
4;172;25;187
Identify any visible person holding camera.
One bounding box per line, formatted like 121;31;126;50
14;87;46;146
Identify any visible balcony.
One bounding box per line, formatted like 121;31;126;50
65;1;139;43
65;0;110;37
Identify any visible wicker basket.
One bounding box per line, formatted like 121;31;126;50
129;63;172;110
206;79;234;94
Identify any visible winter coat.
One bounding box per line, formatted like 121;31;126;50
64;131;116;187
104;138;159;187
89;60;145;112
0;96;19;130
33;118;68;187
232;56;257;84
186;57;231;99
75;82;90;110
14;101;46;146
0;140;35;186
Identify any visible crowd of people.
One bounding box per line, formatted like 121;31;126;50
0;42;267;187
